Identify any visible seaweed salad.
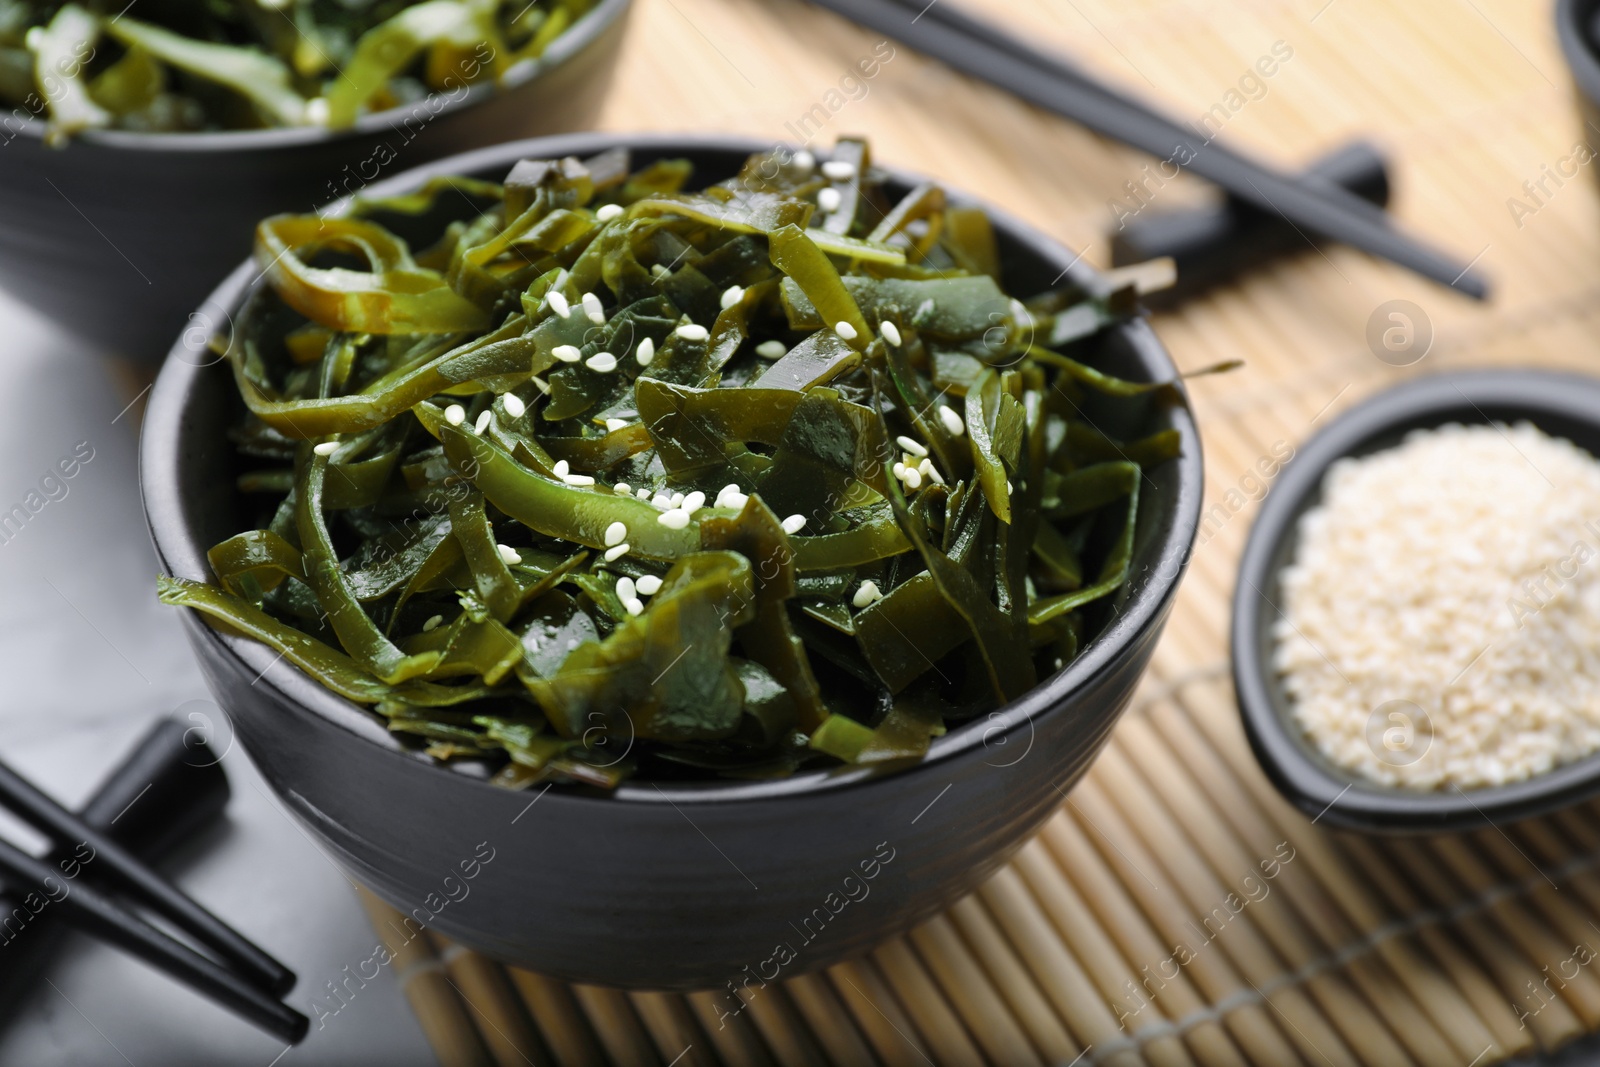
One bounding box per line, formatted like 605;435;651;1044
159;137;1192;789
1;0;596;141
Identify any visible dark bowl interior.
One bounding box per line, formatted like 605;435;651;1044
0;0;630;361
1234;369;1600;834
143;132;1204;988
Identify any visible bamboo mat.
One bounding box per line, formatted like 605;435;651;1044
351;0;1600;1063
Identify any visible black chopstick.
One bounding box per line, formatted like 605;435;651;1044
0;717;232;1018
808;0;1490;301
0;835;308;1044
0;756;295;996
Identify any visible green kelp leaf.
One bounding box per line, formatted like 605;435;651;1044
106;17;307;126
525;552;756;743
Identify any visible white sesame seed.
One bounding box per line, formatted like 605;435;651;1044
529;376;550;394
755;340;787;359
1277;423;1600;790
1005;479;1013;495
792;149;816;175
852;580;883;609
921;458;945;486
817;187;842;213
614;482;632;495
881;321;903;347
553;460;570;478
563;474;596;486
781;514;806;534
313;441;339;456
547;290;572;319
636;487;651;499
938;404;966;437
636;337;655;366
304;96;330;125
822;160;856;181
682;491;706;514
596;203;624;221
658;509;691;530
669;492;685;509
624;596;645;617
586;352;618;372
721;491;749;510
581;291;605;325
497;544;522;565
835;321;858;341
444;404;465;426
896;435;928;458
892;462;907;480
604;543;630;562
721;285;745;310
902;466;923;490
615;576;636;601
605;418;628;432
501;393;526;418
651;493;673;509
474;410;492;434
676;324;709;342
636;574;663;596
422;614;443;632
553;344;582;363
651;263;670;278
604;521;628;547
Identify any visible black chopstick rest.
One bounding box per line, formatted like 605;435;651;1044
0;751;295;997
0;717;230;1017
1111;141;1392;307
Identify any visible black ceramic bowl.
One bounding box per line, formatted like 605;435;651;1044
1558;0;1600;143
142;132;1204;990
0;0;629;361
1235;369;1600;835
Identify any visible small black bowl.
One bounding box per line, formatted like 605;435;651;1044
1234;369;1600;834
142;132;1204;989
0;0;629;361
1558;0;1600;139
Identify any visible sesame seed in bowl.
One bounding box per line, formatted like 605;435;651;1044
1275;422;1600;792
1234;370;1600;833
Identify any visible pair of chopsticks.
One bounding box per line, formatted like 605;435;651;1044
0;757;308;1043
808;0;1491;301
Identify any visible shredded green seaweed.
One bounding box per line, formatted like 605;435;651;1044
163;138;1190;788
1;0;596;141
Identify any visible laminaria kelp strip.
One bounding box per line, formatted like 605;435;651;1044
0;0;596;142
160;137;1190;788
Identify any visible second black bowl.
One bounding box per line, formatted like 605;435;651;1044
1235;369;1600;834
143;132;1204;989
0;0;629;361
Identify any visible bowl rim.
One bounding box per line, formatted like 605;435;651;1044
2;0;630;153
1232;367;1600;833
1557;0;1600;107
141;130;1204;806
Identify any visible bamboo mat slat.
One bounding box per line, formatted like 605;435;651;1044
350;0;1600;1062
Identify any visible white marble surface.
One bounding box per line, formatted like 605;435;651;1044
0;288;435;1066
